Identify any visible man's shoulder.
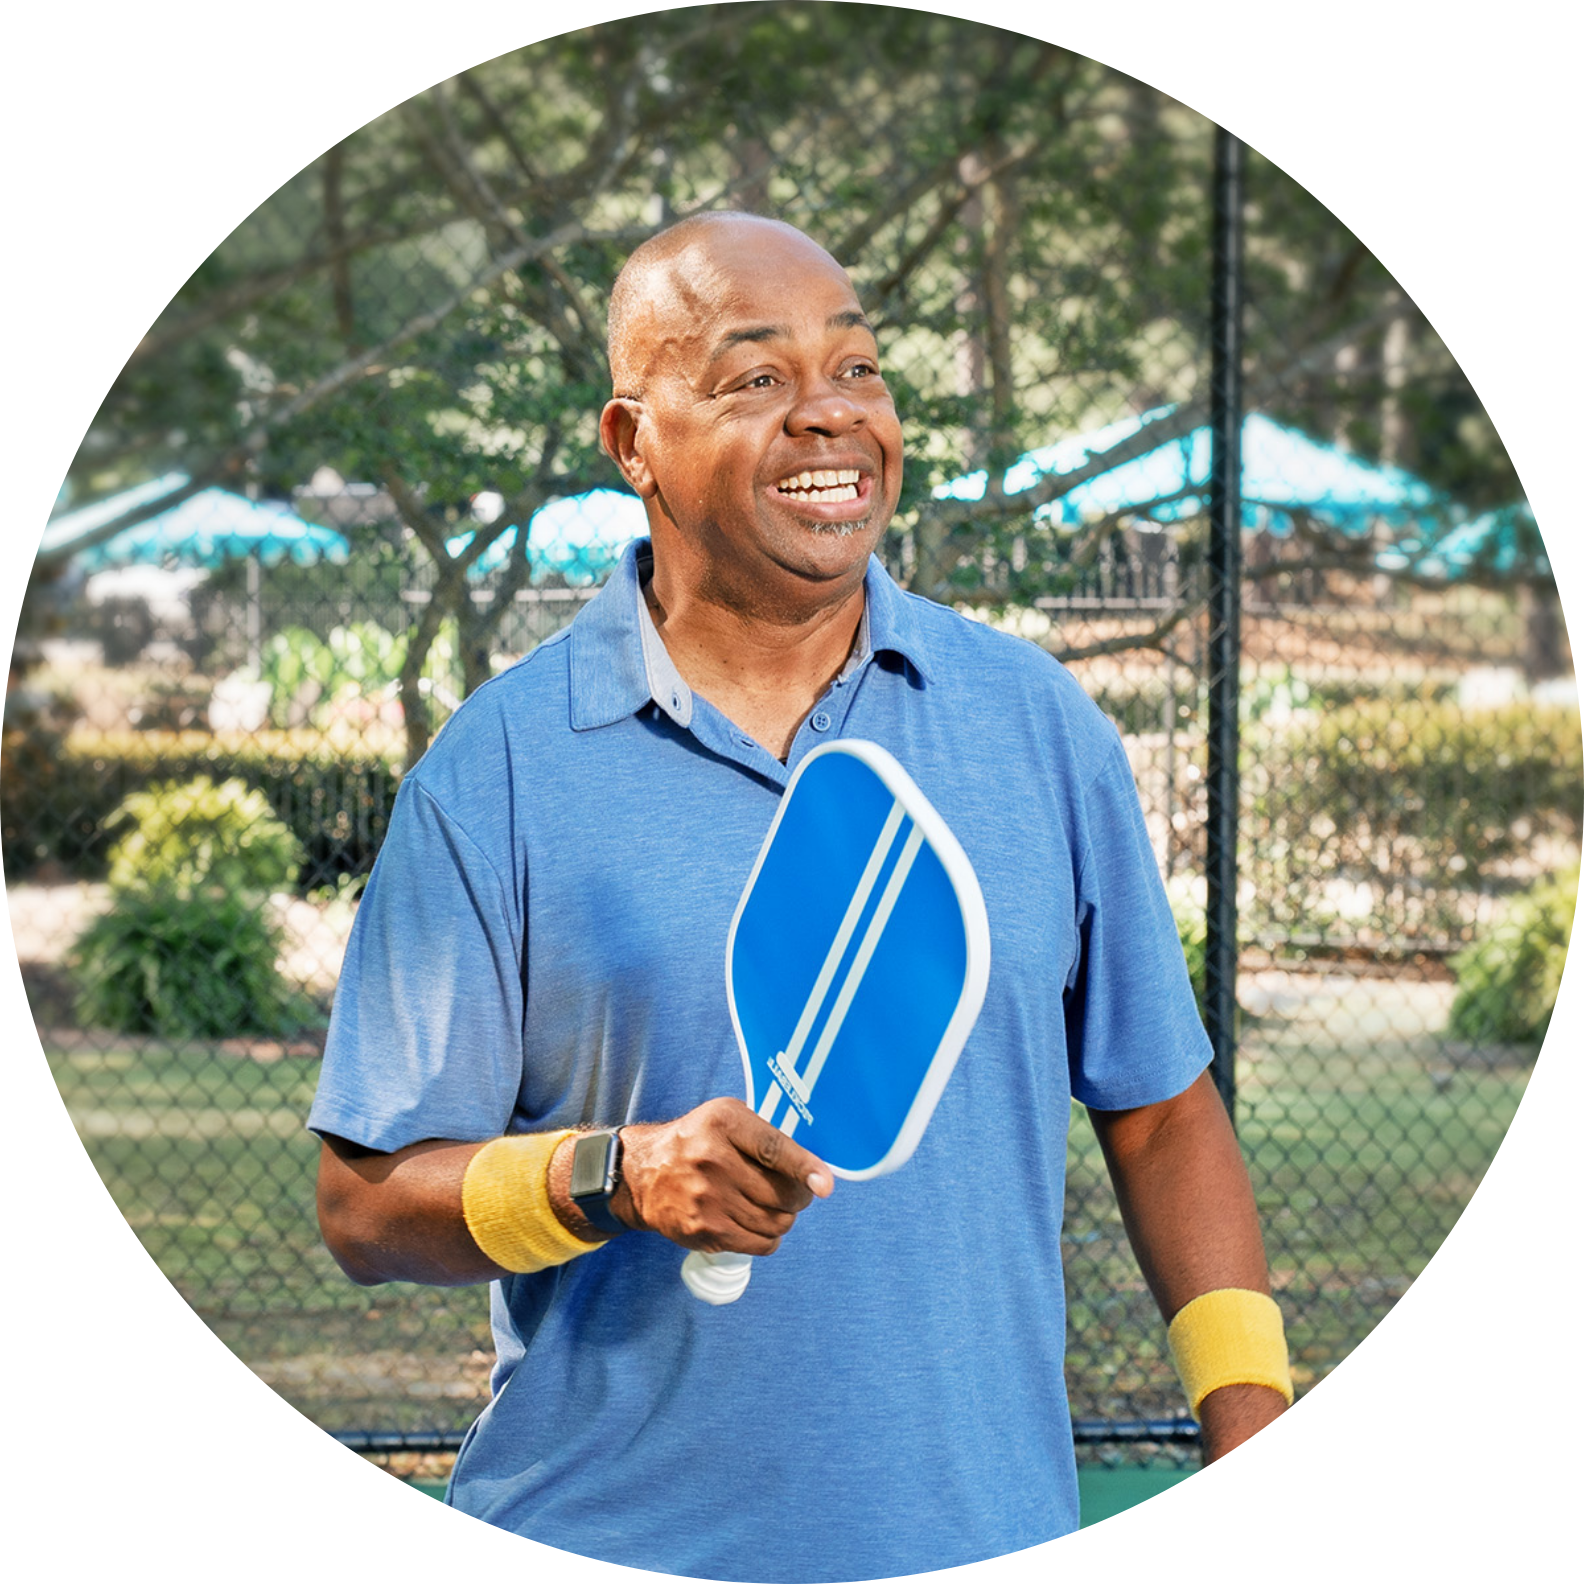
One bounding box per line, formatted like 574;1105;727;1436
404;632;575;798
900;591;1108;712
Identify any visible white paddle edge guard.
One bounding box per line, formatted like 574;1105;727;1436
685;739;992;1304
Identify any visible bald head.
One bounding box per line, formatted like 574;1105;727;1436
606;213;851;398
596;207;904;598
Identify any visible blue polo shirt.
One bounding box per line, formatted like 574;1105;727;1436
310;542;1209;1582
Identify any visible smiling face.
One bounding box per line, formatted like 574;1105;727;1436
601;217;904;613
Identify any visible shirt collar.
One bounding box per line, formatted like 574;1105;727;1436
568;539;934;732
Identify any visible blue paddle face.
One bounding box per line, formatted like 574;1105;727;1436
726;742;988;1181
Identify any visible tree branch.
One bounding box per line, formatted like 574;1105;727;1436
40;218;645;575
1046;603;1195;664
911;291;1409;539
123;211;463;371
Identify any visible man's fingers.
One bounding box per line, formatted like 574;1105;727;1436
615;1099;834;1255
720;1101;834;1200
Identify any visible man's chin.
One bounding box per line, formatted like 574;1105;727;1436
788;505;892;543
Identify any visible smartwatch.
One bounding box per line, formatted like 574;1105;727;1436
569;1128;626;1237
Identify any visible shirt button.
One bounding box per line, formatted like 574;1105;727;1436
810;711;832;732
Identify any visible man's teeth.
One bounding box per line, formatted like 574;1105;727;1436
776;469;861;502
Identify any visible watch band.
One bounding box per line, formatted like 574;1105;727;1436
569;1128;626;1237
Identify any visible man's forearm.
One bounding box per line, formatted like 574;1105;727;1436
317;1135;518;1286
1088;1069;1289;1457
1196;1381;1288;1455
316;1129;655;1285
315;1100;834;1286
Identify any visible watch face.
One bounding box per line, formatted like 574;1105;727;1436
570;1131;619;1200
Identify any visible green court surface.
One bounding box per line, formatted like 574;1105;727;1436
406;1466;1195;1528
1076;1465;1195;1525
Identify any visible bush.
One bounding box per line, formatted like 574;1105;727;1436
105;776;303;899
260;618;462;730
1448;866;1578;1046
262;621;405;728
72;889;310;1038
1254;699;1582;866
70;774;315;1039
1245;698;1583;944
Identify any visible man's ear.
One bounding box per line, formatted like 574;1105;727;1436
600;399;656;498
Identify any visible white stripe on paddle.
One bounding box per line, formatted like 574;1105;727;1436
759;798;906;1124
777;821;926;1138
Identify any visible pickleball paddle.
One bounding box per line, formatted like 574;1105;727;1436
680;738;991;1304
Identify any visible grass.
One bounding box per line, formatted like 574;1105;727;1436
45;975;1530;1445
46;1039;495;1430
1060;975;1528;1451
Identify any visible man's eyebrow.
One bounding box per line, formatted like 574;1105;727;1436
828;309;874;334
707;310;876;363
709;324;788;361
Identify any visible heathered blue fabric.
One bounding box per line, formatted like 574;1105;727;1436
309;542;1210;1582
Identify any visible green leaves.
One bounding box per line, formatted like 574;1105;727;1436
106;776;303;901
73;890;309;1040
261;622;410;728
74;777;312;1039
1449;866;1577;1047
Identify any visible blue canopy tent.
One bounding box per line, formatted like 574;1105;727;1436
935;406;1439;539
41;473;351;569
41;474;350;671
1384;500;1548;581
448;488;647;584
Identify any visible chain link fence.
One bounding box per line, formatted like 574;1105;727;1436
6;6;1576;1483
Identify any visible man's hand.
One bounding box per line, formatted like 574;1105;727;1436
316;1099;835;1287
611;1098;834;1254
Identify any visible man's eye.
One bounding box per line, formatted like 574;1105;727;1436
741;372;778;390
842;361;880;379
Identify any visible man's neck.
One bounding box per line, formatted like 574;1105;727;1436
642;556;867;761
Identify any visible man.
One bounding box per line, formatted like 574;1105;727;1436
311;213;1289;1581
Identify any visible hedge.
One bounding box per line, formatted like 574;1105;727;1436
1252;700;1582;844
1448;865;1577;1046
1244;699;1583;943
1;726;402;889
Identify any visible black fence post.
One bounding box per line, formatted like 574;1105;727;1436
1205;126;1245;1119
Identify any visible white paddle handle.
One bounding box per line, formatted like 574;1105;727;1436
680;1249;753;1305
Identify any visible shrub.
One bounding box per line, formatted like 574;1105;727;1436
1252;699;1582;869
260;618;462;731
70;774;313;1039
1448;866;1578;1047
1;726;400;885
72;889;310;1038
105;776;303;899
1244;698;1583;944
261;621;406;728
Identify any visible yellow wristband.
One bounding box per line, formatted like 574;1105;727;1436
1167;1288;1295;1420
461;1131;606;1274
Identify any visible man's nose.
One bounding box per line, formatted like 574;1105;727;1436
786;378;866;435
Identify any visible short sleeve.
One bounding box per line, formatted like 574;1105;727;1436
1064;733;1211;1110
307;776;527;1152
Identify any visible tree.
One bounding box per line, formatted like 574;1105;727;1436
40;4;1528;767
